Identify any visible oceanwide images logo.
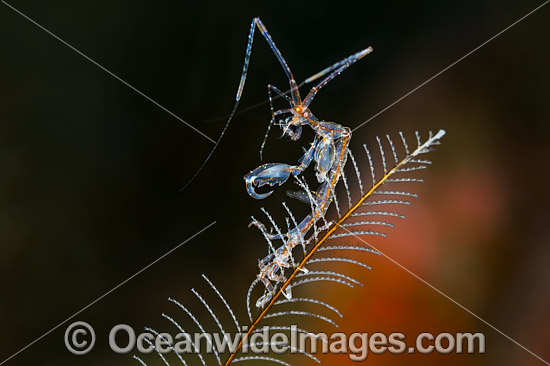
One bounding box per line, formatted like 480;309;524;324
65;322;486;361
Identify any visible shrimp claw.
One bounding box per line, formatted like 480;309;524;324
244;163;296;199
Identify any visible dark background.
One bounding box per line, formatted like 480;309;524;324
1;1;548;365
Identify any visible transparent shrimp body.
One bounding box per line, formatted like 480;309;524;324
231;18;372;308
247;111;353;307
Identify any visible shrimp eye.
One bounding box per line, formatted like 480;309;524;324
304;112;309;118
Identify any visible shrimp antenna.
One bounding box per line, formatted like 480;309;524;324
180;17;298;192
259;47;373;160
200;45;373;125
179;103;239;192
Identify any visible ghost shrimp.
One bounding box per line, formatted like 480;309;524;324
236;18;372;307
